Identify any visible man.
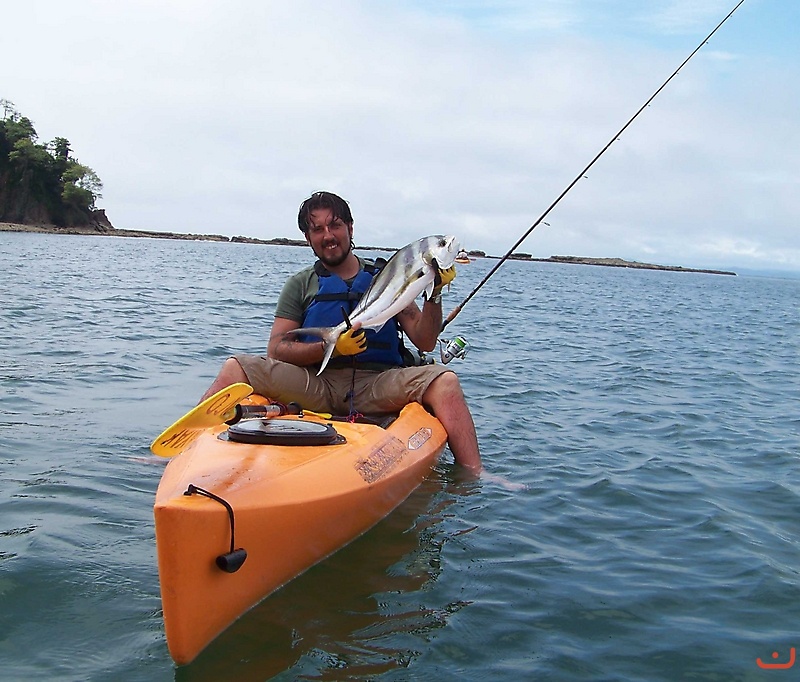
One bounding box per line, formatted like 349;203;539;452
201;191;482;474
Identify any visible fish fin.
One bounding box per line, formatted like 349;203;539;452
285;326;328;340
424;280;435;300
285;324;347;375
283;326;338;375
316;337;338;376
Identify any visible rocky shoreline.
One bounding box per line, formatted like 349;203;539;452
0;221;736;276
529;255;736;276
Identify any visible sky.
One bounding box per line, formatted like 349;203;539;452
3;0;798;273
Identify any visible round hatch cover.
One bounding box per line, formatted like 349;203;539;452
225;418;342;446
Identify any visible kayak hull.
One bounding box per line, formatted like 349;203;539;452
154;397;447;665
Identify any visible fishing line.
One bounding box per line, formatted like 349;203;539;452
442;0;746;331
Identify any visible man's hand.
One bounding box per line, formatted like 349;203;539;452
334;326;367;357
431;265;457;299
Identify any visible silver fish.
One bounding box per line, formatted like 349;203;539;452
295;234;461;375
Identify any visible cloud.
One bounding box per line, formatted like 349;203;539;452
2;0;797;271
642;0;741;34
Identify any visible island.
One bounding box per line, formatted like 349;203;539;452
0;100;735;276
508;253;735;276
0;221;736;276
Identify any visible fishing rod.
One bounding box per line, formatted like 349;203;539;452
442;0;746;332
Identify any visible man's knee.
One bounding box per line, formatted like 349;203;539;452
218;357;248;384
424;371;463;405
201;357;249;402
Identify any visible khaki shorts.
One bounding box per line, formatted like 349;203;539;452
233;354;453;416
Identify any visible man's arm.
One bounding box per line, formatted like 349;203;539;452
396;265;455;351
395;298;442;352
268;317;326;366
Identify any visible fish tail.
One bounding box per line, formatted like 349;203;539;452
285;326;341;376
317;331;339;376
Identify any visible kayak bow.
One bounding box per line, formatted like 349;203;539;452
153;393;447;665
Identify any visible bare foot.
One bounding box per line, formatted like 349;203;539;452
480;470;528;491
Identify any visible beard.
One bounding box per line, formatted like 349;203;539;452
315;237;352;268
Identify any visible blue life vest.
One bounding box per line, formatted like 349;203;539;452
302;260;405;368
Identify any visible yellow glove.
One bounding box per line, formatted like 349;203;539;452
431;265;457;299
334;326;367;357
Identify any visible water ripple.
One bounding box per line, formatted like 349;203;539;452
2;234;799;680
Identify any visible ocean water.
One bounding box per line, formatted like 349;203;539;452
1;231;798;681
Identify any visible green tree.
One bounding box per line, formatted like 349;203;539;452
50;136;71;177
5;137;57;222
0;100;105;226
62;160;102;214
2;115;38;146
0;99;15;120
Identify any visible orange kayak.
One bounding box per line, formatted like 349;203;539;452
154;394;447;665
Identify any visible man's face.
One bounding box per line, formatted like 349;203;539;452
305;208;353;268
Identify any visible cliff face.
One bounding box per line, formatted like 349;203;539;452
0;178;112;230
0;170;50;224
89;209;114;232
0;168;114;231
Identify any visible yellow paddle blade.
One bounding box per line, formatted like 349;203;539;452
150;383;253;458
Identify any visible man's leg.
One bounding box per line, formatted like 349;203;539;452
201;355;339;413
200;357;249;402
422;372;482;475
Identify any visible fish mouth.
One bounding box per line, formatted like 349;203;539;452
437;235;461;268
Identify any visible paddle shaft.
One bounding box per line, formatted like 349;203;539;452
225;402;302;425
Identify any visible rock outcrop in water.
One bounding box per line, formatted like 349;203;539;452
532;255;736;276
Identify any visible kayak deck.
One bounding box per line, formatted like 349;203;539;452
154;397;447;665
